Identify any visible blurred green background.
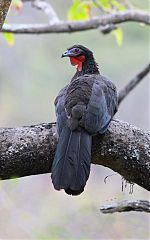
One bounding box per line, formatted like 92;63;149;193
0;0;149;239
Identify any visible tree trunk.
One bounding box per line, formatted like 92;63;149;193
0;0;12;30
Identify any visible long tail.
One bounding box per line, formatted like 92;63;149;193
51;126;92;195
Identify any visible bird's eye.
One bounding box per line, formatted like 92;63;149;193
74;48;80;53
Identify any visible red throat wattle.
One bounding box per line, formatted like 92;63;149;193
69;55;85;72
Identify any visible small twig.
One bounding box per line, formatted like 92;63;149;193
32;0;59;24
118;63;150;105
92;0;108;13
100;200;150;213
104;174;117;184
120;0;133;10
100;23;117;34
92;0;118;34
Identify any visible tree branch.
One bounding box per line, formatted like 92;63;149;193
32;0;59;24
1;10;149;34
118;63;150;105
0;120;149;191
100;200;150;213
0;0;12;30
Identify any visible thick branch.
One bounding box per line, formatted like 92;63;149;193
0;0;12;30
118;64;150;105
100;200;150;213
0;120;150;191
1;10;149;34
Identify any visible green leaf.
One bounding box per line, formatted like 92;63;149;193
68;0;91;21
112;28;123;46
3;32;15;46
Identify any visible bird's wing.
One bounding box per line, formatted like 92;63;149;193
102;75;118;114
85;74;118;134
54;85;68;136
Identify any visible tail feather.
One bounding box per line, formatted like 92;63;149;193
51;126;92;195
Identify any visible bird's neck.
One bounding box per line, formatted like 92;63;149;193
72;57;99;81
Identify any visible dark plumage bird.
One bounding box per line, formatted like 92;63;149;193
51;45;118;196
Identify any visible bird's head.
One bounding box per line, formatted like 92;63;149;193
61;45;97;72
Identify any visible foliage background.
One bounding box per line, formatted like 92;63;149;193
0;0;149;239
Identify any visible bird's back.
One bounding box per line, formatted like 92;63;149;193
59;73;118;134
64;74;95;116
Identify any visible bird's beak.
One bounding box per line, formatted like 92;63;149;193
61;49;72;58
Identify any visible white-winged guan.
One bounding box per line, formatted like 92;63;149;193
51;45;118;196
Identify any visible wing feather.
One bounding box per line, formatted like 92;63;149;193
85;75;118;134
54;85;68;136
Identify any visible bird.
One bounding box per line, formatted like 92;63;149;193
51;45;118;196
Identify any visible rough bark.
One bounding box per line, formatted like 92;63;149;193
0;0;12;30
2;10;150;34
100;200;150;213
0;120;149;191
